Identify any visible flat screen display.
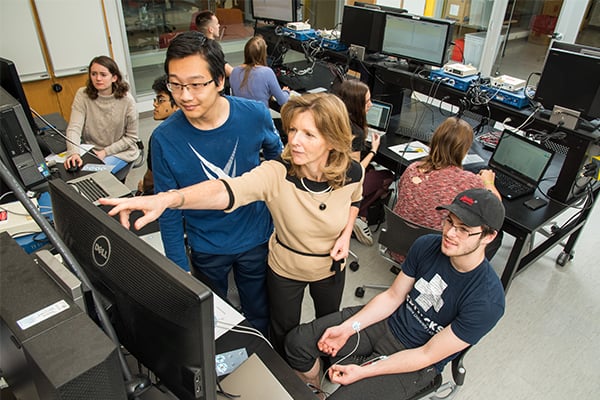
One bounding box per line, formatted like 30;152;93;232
252;0;297;23
340;5;386;53
534;46;600;120
381;13;454;67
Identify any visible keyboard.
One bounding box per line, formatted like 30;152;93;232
494;171;532;199
71;178;109;202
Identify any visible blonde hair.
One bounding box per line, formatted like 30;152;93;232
420;117;473;173
280;93;353;189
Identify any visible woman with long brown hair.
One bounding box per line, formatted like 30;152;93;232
229;35;290;108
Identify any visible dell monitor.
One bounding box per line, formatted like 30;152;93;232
381;13;454;68
340;5;386;53
534;44;600;121
49;179;217;400
0;58;38;135
251;0;297;23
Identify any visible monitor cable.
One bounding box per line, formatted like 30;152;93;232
0;160;151;399
30;108;105;164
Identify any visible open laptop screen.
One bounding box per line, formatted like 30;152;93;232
490;131;554;183
366;100;392;132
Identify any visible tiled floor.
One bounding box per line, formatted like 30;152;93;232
127;38;600;396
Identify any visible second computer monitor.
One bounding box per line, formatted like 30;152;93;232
340;5;386;53
381;13;454;68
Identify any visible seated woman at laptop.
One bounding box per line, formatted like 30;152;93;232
229;35;290;109
64;56;139;178
392;116;502;261
337;79;394;246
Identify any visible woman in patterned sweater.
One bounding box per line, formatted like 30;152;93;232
392;117;501;261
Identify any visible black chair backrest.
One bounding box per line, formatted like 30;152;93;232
379;206;441;256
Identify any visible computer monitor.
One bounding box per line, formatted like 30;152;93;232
49;179;217;400
534;44;600;120
381;13;454;68
340;5;386;53
353;1;407;14
251;0;297;23
0;58;38;134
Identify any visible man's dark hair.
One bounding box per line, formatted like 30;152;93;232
164;31;226;87
152;75;176;107
195;10;215;35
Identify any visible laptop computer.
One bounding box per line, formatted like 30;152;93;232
366;100;393;141
66;170;131;205
488;130;554;200
218;353;293;399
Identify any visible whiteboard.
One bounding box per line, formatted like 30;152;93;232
34;0;111;77
0;0;48;82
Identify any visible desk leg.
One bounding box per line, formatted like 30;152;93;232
501;231;531;292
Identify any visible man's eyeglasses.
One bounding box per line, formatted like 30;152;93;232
167;80;214;94
442;217;482;238
153;96;169;104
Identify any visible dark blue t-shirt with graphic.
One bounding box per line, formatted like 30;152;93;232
387;234;505;372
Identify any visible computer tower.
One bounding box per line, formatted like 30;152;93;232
0;233;127;399
0;87;50;190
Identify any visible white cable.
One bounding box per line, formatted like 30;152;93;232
319;329;361;388
216;320;273;348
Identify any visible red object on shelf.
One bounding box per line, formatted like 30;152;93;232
452;38;465;62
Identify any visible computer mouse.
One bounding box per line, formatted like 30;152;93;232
66;164;81;173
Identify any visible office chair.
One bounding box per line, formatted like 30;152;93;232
113;140;144;183
412;348;469;400
355;206;440;297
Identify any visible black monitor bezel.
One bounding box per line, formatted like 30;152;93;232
0;58;38;134
340;5;387;53
49;179;217;400
380;13;454;68
534;45;600;120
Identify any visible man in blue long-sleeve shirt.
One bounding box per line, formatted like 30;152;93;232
152;31;283;335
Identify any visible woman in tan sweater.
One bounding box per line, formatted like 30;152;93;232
64;56;139;176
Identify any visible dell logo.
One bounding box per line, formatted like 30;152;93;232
92;236;111;267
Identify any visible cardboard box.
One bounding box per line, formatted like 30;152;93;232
542;0;563;17
444;0;471;24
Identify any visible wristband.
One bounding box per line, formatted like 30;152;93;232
167;189;185;209
368;150;376;156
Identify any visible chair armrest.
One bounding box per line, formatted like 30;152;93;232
451;347;470;386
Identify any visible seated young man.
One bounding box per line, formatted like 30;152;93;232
137;75;178;195
285;188;506;400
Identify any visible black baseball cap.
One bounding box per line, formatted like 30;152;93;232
436;189;505;231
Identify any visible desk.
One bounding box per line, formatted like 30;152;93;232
276;60;341;93
375;125;599;293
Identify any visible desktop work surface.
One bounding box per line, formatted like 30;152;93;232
377;129;600;293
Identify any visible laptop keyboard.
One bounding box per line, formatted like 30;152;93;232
494;171;532;198
71;178;108;202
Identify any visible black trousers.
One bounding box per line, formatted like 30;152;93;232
285;306;438;400
267;267;345;357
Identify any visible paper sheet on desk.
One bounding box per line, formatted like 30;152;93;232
389;141;430;161
214;295;245;339
45;144;95;164
463;153;485;165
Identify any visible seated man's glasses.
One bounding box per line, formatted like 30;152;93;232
153;96;169;104
167;80;214;94
442;216;482;239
